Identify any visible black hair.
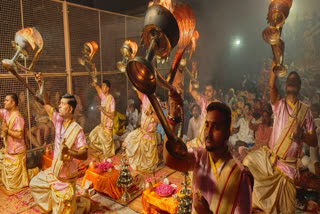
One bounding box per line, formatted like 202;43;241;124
205;82;215;89
103;80;111;88
206;102;231;130
191;103;201;112
287;71;301;90
253;98;262;104
61;93;77;114
7;93;19;106
244;103;252;111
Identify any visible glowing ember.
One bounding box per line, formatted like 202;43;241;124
18;28;36;50
167;4;195;82
148;0;172;11
189;30;199;59
124;40;138;57
85;41;98;61
173;4;195;50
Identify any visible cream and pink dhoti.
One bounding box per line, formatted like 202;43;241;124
30;110;87;214
124;94;158;172
243;99;315;214
89;93;115;157
0;109;28;192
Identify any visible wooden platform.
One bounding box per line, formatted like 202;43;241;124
0;149;186;214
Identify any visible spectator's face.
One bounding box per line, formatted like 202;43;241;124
4;95;16;110
237;101;244;109
243;105;251;116
192;106;200;118
254;101;262;112
58;98;73;118
101;83;109;94
160;101;167;110
205;85;214;99
261;111;270;125
228;89;234;97
19;92;25;103
231;103;237;111
204;110;230;152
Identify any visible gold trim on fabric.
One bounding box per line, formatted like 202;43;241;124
51;183;74;200
210;158;242;214
49;107;54;121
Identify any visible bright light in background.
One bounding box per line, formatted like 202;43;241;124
235;39;241;46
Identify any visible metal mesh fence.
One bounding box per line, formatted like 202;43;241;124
0;0;22;75
100;12;126;72
0;0;143;151
68;4;100;73
22;0;66;73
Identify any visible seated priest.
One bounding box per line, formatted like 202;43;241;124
164;98;252;214
123;91;159;172
0;93;28;192
89;79;116;158
30;72;88;214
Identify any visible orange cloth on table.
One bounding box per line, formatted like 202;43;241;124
41;153;53;170
142;183;183;214
81;167;123;199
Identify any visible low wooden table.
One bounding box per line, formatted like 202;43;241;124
81;167;123;200
141;182;182;214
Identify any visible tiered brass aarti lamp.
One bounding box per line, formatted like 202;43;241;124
262;0;293;77
116;158;133;202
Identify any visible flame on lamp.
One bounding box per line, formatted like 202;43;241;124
18;28;36;50
189;30;199;59
124;40;138;58
148;0;172;12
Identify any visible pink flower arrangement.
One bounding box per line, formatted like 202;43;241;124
155;184;174;196
97;161;113;171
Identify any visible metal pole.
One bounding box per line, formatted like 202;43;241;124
20;0;32;148
98;11;103;83
62;0;73;94
20;0;24;28
125;16;129;106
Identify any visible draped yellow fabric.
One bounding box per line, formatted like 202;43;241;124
125;127;158;172
89;94;115;157
113;111;126;135
30;170;76;214
52;122;81;181
0;111;28;193
209;159;242;214
243;147;296;214
270;101;308;164
89;125;115;157
1;152;28;193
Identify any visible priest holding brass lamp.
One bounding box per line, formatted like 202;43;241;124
1;27;44;105
0;27;44;194
78;41;98;83
262;0;293;77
